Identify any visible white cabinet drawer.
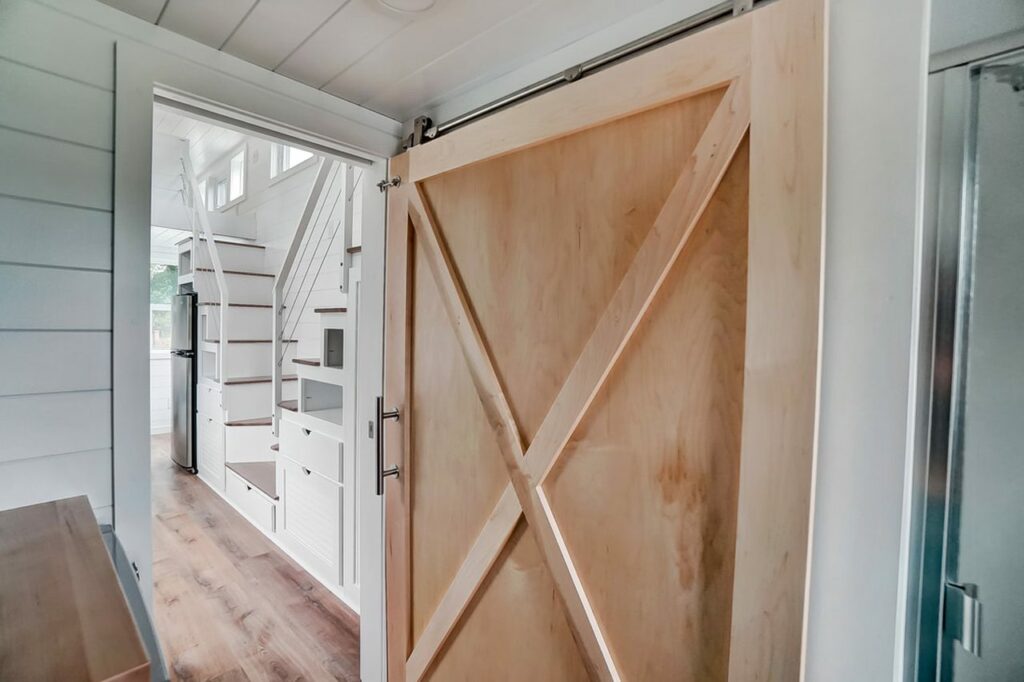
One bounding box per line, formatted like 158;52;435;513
226;468;275;534
280;456;341;583
198;383;221;419
280;419;342;482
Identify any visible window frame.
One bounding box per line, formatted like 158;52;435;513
269;142;317;185
202;144;247;212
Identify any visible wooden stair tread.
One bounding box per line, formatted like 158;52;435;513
195;268;274;278
224;416;272;427
279;400;298;412
207;339;297;344
176;236;265;249
225;462;278;500
346;245;362;254
198;302;272;309
292;357;321;367
314;307;347;314
223;375;297;385
270;443;279;452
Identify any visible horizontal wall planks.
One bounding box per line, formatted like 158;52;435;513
0;0;114;91
0;264;112;330
0;391;112;464
0;196;112;270
0;331;112;396
0;58;114;150
0;127;112;210
0;448;112;514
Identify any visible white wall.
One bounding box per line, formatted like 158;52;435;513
0;0;115;523
0;0;400;603
931;0;1024;53
808;0;932;679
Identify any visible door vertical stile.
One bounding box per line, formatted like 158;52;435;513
384;154;412;682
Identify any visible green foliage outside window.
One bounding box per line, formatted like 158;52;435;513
150;264;178;304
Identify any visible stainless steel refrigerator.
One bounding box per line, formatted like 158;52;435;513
170;293;197;471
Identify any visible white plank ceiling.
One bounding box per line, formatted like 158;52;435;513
98;0;672;122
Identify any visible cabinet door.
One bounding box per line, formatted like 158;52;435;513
280;456;341;583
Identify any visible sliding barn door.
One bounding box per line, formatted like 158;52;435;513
382;0;824;679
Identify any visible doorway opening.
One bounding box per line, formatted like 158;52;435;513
148;99;374;681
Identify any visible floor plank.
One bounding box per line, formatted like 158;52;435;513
151;434;359;681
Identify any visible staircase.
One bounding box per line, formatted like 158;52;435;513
177;152;364;609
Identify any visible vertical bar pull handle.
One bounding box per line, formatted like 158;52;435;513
376;396;401;496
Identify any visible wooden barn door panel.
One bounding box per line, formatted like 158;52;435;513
383;0;824;680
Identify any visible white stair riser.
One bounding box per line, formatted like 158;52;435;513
195;243;266;272
225;424;274;462
202;307;273;341
196;272;274;306
222;342;295;378
224;380;297;422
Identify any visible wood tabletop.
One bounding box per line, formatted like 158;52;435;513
0;496;150;682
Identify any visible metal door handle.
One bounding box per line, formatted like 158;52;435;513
945;581;981;656
376;396;400;495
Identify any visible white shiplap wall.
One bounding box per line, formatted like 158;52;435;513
0;0;115;522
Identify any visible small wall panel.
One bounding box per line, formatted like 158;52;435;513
0;127;112;210
0;1;114;91
0;58;113;149
0;448;112;513
0;196;112;270
0;264;112;330
0;331;111;395
0;391;112;464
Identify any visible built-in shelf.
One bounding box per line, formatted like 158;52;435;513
305;407;344;427
293;357;321;367
223;375;297;385
302;379;342;427
195;268;274;278
225;416;272;427
279;399;298;412
225;461;277;499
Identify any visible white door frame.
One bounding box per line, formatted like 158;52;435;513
113;38;397;681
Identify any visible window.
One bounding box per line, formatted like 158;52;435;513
205;148;246;210
150;263;177;352
270;143;315;178
229;150;245;201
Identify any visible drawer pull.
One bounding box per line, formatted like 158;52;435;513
302;428;312;436
302;466;312;476
246;484;252;491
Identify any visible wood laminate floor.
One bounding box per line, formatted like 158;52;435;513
151;434;359;681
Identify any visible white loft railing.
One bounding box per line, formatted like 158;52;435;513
273;158;336;429
180;154;231;385
272;161;362;433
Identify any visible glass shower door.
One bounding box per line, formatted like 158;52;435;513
941;49;1024;681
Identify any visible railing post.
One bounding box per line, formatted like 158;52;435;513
181;154;230;391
